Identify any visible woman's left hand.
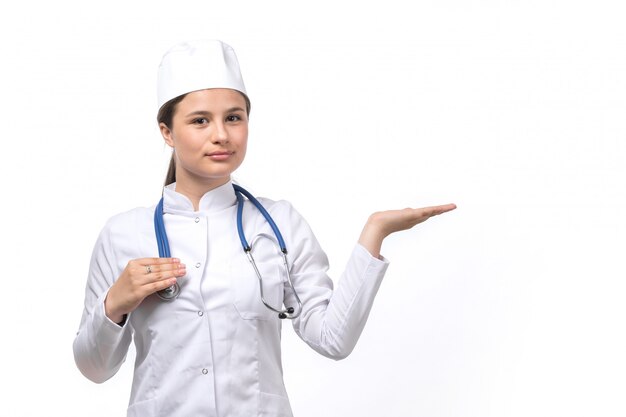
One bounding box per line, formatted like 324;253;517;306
358;203;457;258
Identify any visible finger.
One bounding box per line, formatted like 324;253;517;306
147;277;179;295
420;203;457;217
127;258;180;276
136;257;181;266
140;265;186;285
125;260;184;288
142;262;186;275
133;276;180;300
439;203;457;212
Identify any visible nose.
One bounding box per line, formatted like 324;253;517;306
212;121;229;144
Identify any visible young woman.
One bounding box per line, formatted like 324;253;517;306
73;40;456;417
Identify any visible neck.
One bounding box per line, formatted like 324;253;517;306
173;172;230;211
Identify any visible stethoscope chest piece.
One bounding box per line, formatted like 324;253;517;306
157;283;180;301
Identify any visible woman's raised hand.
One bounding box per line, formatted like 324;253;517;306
104;258;186;323
358;204;457;258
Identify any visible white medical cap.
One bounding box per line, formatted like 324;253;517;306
157;39;247;110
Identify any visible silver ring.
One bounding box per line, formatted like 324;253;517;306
146;265;152;274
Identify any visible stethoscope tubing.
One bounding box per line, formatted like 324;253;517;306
233;184;287;252
153;184;302;319
154;198;181;300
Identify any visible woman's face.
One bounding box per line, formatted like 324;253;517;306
160;88;248;188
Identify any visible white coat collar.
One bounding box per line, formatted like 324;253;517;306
163;180;237;214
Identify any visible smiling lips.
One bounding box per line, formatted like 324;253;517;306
206;151;233;161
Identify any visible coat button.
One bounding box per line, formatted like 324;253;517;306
195;262;201;268
198;311;204;317
202;368;208;375
195;217;200;223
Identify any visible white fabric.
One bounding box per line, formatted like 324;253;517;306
157;39;247;109
73;181;389;417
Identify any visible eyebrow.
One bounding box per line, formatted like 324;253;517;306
185;107;246;117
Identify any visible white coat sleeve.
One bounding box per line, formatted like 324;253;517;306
280;202;390;360
73;222;133;383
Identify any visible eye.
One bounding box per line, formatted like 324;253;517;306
192;117;208;125
226;114;243;122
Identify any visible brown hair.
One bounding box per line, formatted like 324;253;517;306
158;92;251;186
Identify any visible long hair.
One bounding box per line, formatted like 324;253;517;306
157;92;251;186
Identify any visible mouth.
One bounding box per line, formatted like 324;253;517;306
206;151;234;161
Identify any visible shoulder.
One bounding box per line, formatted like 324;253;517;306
90;205;157;261
99;205;156;240
104;205;155;229
255;196;294;212
253;196;305;222
248;196;317;241
249;194;325;261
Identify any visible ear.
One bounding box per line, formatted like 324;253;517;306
159;122;175;148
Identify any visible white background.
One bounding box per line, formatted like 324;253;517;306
1;1;625;416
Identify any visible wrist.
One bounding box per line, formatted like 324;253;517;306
115;314;128;326
358;219;386;259
104;293;125;325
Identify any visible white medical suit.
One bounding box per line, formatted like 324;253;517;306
73;181;389;417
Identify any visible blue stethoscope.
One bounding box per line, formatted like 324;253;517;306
153;184;302;320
